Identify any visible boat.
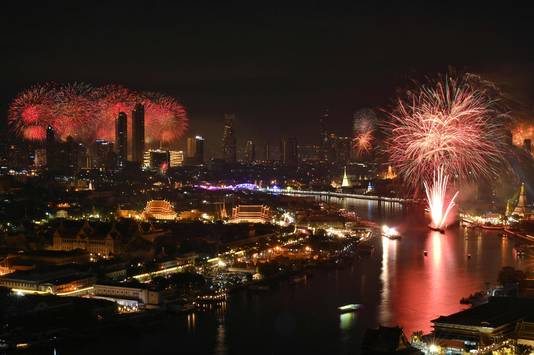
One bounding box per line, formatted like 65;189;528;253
338;304;361;313
381;225;402;240
428;225;445;233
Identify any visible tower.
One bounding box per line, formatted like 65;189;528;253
222;114;237;163
280;137;298;166
513;183;529;217
319;108;329;161
115;112;127;166
194;136;204;164
132;103;145;164
244;140;255;163
45;125;57;171
342;166;352;188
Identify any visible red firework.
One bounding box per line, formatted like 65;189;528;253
8;83;56;141
8;83;189;146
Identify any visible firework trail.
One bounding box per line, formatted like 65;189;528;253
8;83;188;146
386;74;508;229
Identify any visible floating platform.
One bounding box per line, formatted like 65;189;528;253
338;304;361;313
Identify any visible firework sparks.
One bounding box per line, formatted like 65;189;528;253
8;83;188;146
386;74;508;229
353;129;374;157
424;166;459;229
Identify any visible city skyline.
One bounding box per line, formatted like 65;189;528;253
3;3;534;153
2;3;534;354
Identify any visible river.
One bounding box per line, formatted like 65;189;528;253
62;196;525;355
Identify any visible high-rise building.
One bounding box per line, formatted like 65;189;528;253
244;140;255;163
222;114;237;163
115;112;128;166
298;144;321;162
132;103;145;164
91;140;115;170
264;143;271;162
186;136;204;165
45;125;57;170
336;136;352;164
169;150;184;167
186;137;196;159
280;137;298;166
319;108;329;161
145;149;169;169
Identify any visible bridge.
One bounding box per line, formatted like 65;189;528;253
265;188;417;204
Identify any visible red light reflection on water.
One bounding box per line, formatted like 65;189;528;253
377;227;518;335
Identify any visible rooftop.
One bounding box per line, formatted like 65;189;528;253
432;297;534;329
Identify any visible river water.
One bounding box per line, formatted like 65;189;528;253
66;197;525;355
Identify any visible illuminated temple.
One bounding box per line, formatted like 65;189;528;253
143;200;177;221
512;183;533;219
229;205;271;224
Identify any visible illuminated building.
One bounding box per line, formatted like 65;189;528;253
341;166;352;187
93;282;161;308
34;148;47;167
430;298;534;352
513;183;529;217
51;220;122;256
383;165;397;180
169;150;184;167
222;113;237;163
186;136;204;165
244;140;255;163
143;149;170;170
132;103;145;164
0;268;96;294
90;139;115;170
280;137;298;165
229;204;270;224
115;111;128;166
143;200;177;220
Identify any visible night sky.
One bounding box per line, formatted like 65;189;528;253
2;2;534;157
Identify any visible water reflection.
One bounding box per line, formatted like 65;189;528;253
339;312;356;331
187;312;197;332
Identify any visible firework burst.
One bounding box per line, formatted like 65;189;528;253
386;74;508;229
353;129;374;157
8;83;188;147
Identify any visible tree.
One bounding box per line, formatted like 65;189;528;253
498;266;526;286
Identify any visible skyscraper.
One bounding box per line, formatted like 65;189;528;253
244;140;255;163
115;112;127;166
264;143;271;162
186;137;196;159
222;114;237;163
45;125;57;171
319;108;329;162
281;137;298;166
132;103;145;164
91;139;115;170
186;136;205;165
